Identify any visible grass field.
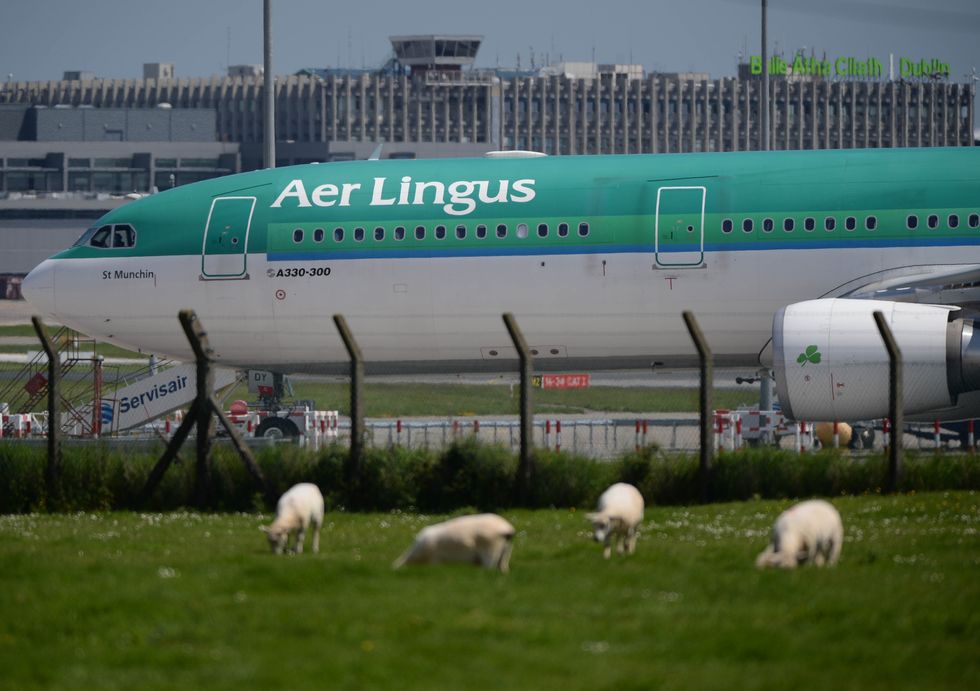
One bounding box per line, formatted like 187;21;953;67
1;492;977;690
222;380;755;417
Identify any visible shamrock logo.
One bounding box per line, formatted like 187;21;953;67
797;345;822;366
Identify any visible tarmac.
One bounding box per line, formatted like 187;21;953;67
0;299;35;326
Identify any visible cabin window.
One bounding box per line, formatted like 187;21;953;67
824;217;836;231
804;217;815;232
865;216;877;230
353;227;365;242
907;215;918;229
293;228;304;243
762;218;774;233
476;224;487;239
845;216;856;231
949;214;959;229
516;223;529;239
414;225;425;240
496;224;507;238
578;222;590;237
435;225;446;240
742;218;753;233
537;223;549;238
112;224;136;248
455;224;466;239
783;218;794;232
927;214;939;229
394;226;405;241
722;219;733;233
970;214;980;229
313;228;325;243
374;227;385;241
333;227;344;242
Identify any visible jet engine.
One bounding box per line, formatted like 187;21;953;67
772;299;980;422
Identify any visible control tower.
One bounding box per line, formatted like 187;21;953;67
389;35;482;76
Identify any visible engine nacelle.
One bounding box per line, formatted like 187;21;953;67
773;299;980;422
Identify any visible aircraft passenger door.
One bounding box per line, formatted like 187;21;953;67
654;186;705;267
202;196;255;279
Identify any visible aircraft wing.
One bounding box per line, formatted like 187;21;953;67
826;263;980;314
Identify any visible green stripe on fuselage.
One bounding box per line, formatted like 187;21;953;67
54;147;980;261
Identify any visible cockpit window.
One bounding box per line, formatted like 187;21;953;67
89;225;113;248
74;223;136;249
112;224;136;248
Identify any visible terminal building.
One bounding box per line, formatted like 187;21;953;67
1;35;973;176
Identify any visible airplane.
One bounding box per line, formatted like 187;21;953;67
20;146;980;424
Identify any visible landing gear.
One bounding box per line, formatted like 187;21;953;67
849;425;875;450
255;416;301;439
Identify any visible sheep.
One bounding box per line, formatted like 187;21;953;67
755;499;843;569
587;483;645;559
393;513;516;573
260;483;324;555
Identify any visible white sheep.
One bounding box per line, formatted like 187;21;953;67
393;513;516;573
587;483;645;559
756;499;843;569
260;483;324;555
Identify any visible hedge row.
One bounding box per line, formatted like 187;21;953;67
1;440;978;513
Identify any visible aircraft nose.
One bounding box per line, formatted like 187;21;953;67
21;259;57;316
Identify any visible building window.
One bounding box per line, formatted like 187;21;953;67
354;227;364;242
456;224;466;239
865;216;877;230
722;219;733;233
374;227;385;241
333;227;344;242
415;225;425;240
516;223;529;239
927;214;939;229
314;228;325;243
804;217;815;232
783;218;794;232
845;216;856;231
824;217;836;231
578;222;590;237
558;222;569;237
435;225;446;240
949;214;959;229
476;224;487;239
394;226;405;241
293;228;304;243
742;218;753;233
763;218;774;233
496;224;507;238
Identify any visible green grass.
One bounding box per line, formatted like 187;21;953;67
225;380;755;416
0;492;977;690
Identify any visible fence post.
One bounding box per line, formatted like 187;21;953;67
683;311;713;503
503;313;534;502
873;311;903;492
333;315;364;492
142;310;270;508
32;317;61;508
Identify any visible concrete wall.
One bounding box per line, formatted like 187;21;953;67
34;108;216;142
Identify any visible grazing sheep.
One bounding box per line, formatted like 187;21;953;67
393;513;515;573
756;499;843;569
587;483;645;559
260;483;324;555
